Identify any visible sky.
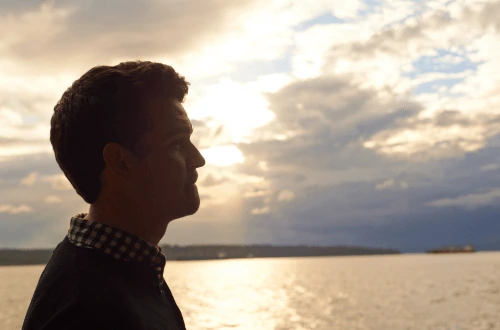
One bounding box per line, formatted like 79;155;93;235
0;0;499;252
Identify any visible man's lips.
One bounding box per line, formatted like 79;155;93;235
186;172;198;185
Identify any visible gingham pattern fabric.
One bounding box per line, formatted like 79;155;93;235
67;213;166;285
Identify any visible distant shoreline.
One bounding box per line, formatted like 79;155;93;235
0;244;400;266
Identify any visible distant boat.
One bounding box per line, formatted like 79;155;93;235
217;251;227;259
426;245;476;253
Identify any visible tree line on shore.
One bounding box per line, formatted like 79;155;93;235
0;244;400;265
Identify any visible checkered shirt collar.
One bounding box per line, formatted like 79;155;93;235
67;213;166;283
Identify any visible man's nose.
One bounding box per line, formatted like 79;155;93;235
191;144;205;169
197;151;206;168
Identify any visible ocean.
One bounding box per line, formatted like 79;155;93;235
1;253;499;330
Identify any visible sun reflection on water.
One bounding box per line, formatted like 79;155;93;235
167;258;292;330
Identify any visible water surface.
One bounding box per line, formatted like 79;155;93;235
1;253;499;329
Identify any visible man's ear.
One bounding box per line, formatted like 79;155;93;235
102;142;132;177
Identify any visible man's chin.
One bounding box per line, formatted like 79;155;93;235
186;193;201;214
186;202;200;215
179;185;201;216
171;200;199;220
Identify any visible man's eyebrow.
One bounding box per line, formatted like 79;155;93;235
163;124;193;138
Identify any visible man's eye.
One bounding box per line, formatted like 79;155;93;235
171;138;183;150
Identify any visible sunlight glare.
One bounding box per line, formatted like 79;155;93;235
200;145;244;167
188;79;275;144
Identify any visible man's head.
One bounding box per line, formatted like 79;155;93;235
50;61;205;223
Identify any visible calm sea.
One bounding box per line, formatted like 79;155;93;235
1;253;499;330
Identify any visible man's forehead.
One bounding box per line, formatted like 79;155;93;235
148;98;192;134
149;97;187;116
168;104;192;131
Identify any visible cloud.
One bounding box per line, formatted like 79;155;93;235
365;112;500;160
200;174;227;187
375;179;395;190
0;107;52;159
198;194;229;210
0;0;356;78
481;164;499;171
375;179;409;190
226;0;500;249
44;195;62;204
187;77;286;146
229;72;428;236
0;0;315;165
0;1;255;71
427;188;500;210
1;0;500;252
277;190;295;201
243;189;269;198
0;153;58;184
293;0;500;101
251;206;270;215
41;174;73;191
0;204;33;214
19;172;38;186
238;74;417;182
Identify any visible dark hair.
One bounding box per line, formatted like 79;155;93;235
50;61;189;204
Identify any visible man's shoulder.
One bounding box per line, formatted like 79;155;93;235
23;291;142;330
23;241;143;329
36;237;135;300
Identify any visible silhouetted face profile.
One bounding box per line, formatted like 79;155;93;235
122;97;205;221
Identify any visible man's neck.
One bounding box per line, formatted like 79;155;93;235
84;202;168;247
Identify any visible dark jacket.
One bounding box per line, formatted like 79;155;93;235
22;237;186;330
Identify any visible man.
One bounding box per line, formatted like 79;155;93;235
22;61;205;330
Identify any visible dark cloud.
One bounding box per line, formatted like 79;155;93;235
462;1;500;31
432;110;473;127
1;0;255;71
413;110;500;130
0;151;89;248
0;153;58;182
230;66;500;251
235;145;500;252
238;74;419;177
265;75;417;132
0;0;44;13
